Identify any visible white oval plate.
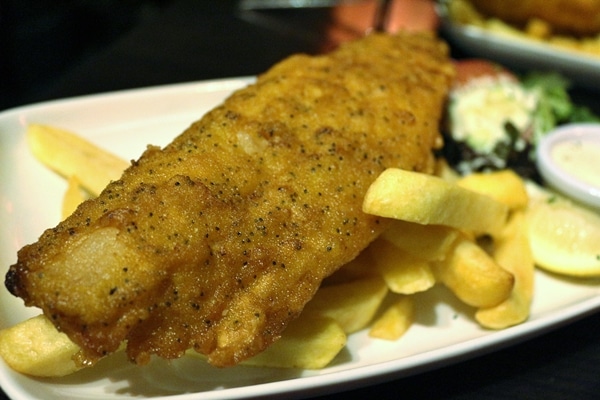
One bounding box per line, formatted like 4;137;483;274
1;78;600;400
437;2;600;90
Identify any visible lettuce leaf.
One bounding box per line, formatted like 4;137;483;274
521;72;600;145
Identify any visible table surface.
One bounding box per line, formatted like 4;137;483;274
2;1;600;399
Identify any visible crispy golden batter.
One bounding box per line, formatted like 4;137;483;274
469;0;600;36
6;32;454;367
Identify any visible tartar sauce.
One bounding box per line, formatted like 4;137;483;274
551;140;600;188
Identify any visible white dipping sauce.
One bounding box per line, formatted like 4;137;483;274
536;123;600;210
551;140;600;187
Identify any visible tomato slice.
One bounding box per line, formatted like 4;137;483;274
453;59;516;87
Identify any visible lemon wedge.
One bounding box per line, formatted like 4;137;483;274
526;182;600;277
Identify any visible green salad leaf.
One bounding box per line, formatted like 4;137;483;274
522;72;600;145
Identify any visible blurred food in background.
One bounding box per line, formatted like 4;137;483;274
446;0;600;58
325;0;437;47
467;0;600;36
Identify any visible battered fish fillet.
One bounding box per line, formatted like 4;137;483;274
469;0;600;36
6;32;454;368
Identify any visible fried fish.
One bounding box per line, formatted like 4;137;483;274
6;32;454;368
469;0;600;36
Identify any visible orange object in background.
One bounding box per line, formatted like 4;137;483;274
385;0;439;32
325;0;438;49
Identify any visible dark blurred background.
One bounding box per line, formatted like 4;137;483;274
0;0;176;111
3;1;597;113
0;0;345;111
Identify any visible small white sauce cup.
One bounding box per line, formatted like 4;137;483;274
536;123;600;210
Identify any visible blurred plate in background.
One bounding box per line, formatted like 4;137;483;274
437;2;600;91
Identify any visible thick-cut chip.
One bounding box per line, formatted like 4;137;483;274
322;247;378;286
240;315;346;369
457;170;528;210
381;220;459;262
2;313;347;374
369;238;436;294
363;168;509;236
302;277;388;334
27;124;129;197
432;234;515;308
476;211;534;328
0;315;81;377
369;295;414;341
62;176;88;220
434;158;460;182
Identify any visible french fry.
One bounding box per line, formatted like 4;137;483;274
2;313;346;374
457;170;528;210
302;277;388;334
0;315;82;377
363;168;509;236
381;220;459;262
434;157;460;183
0;312;347;375
322;247;378;286
475;211;534;328
448;0;486;26
369;295;414;341
369;238;436;294
62;176;88;219
241;315;346;369
27;124;129;197
432;233;515;308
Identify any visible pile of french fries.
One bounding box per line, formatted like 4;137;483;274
0;124;535;377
